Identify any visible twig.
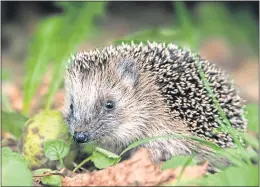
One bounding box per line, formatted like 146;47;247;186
33;172;65;178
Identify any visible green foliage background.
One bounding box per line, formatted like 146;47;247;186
20;1;258;116
22;2;107;114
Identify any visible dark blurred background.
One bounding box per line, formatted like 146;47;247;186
1;1;259;113
2;1;259;59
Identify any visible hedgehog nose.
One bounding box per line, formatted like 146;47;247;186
73;132;89;143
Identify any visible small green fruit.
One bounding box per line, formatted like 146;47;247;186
19;110;69;169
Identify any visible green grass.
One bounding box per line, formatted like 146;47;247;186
22;2;107;115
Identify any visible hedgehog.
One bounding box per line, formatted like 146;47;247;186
63;41;247;169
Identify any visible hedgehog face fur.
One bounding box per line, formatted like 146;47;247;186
63;41;247;162
64;55;184;153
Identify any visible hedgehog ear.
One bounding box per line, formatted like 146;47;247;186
116;59;139;87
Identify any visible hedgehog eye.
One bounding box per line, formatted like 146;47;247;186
104;100;115;110
70;104;74;114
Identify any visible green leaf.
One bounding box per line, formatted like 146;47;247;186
2;147;33;186
245;104;258;133
2;111;28;139
44;140;70;161
161;155;197;170
91;147;121;169
33;168;62;186
42;174;62;186
84;143;97;154
200;165;258;186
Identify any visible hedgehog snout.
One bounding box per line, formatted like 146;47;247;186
73;131;90;143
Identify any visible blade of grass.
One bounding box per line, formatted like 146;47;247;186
239;132;258;150
22;16;62;115
194;55;254;166
119;133;224;157
119;134;181;157
195;55;242;148
173;1;198;50
176;155;194;183
45;2;106;109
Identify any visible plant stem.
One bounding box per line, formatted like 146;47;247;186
59;158;64;169
72;155;92;173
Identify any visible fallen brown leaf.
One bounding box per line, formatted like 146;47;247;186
164;161;209;186
199;37;234;70
232;60;258;103
2;82;23;111
62;148;208;186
